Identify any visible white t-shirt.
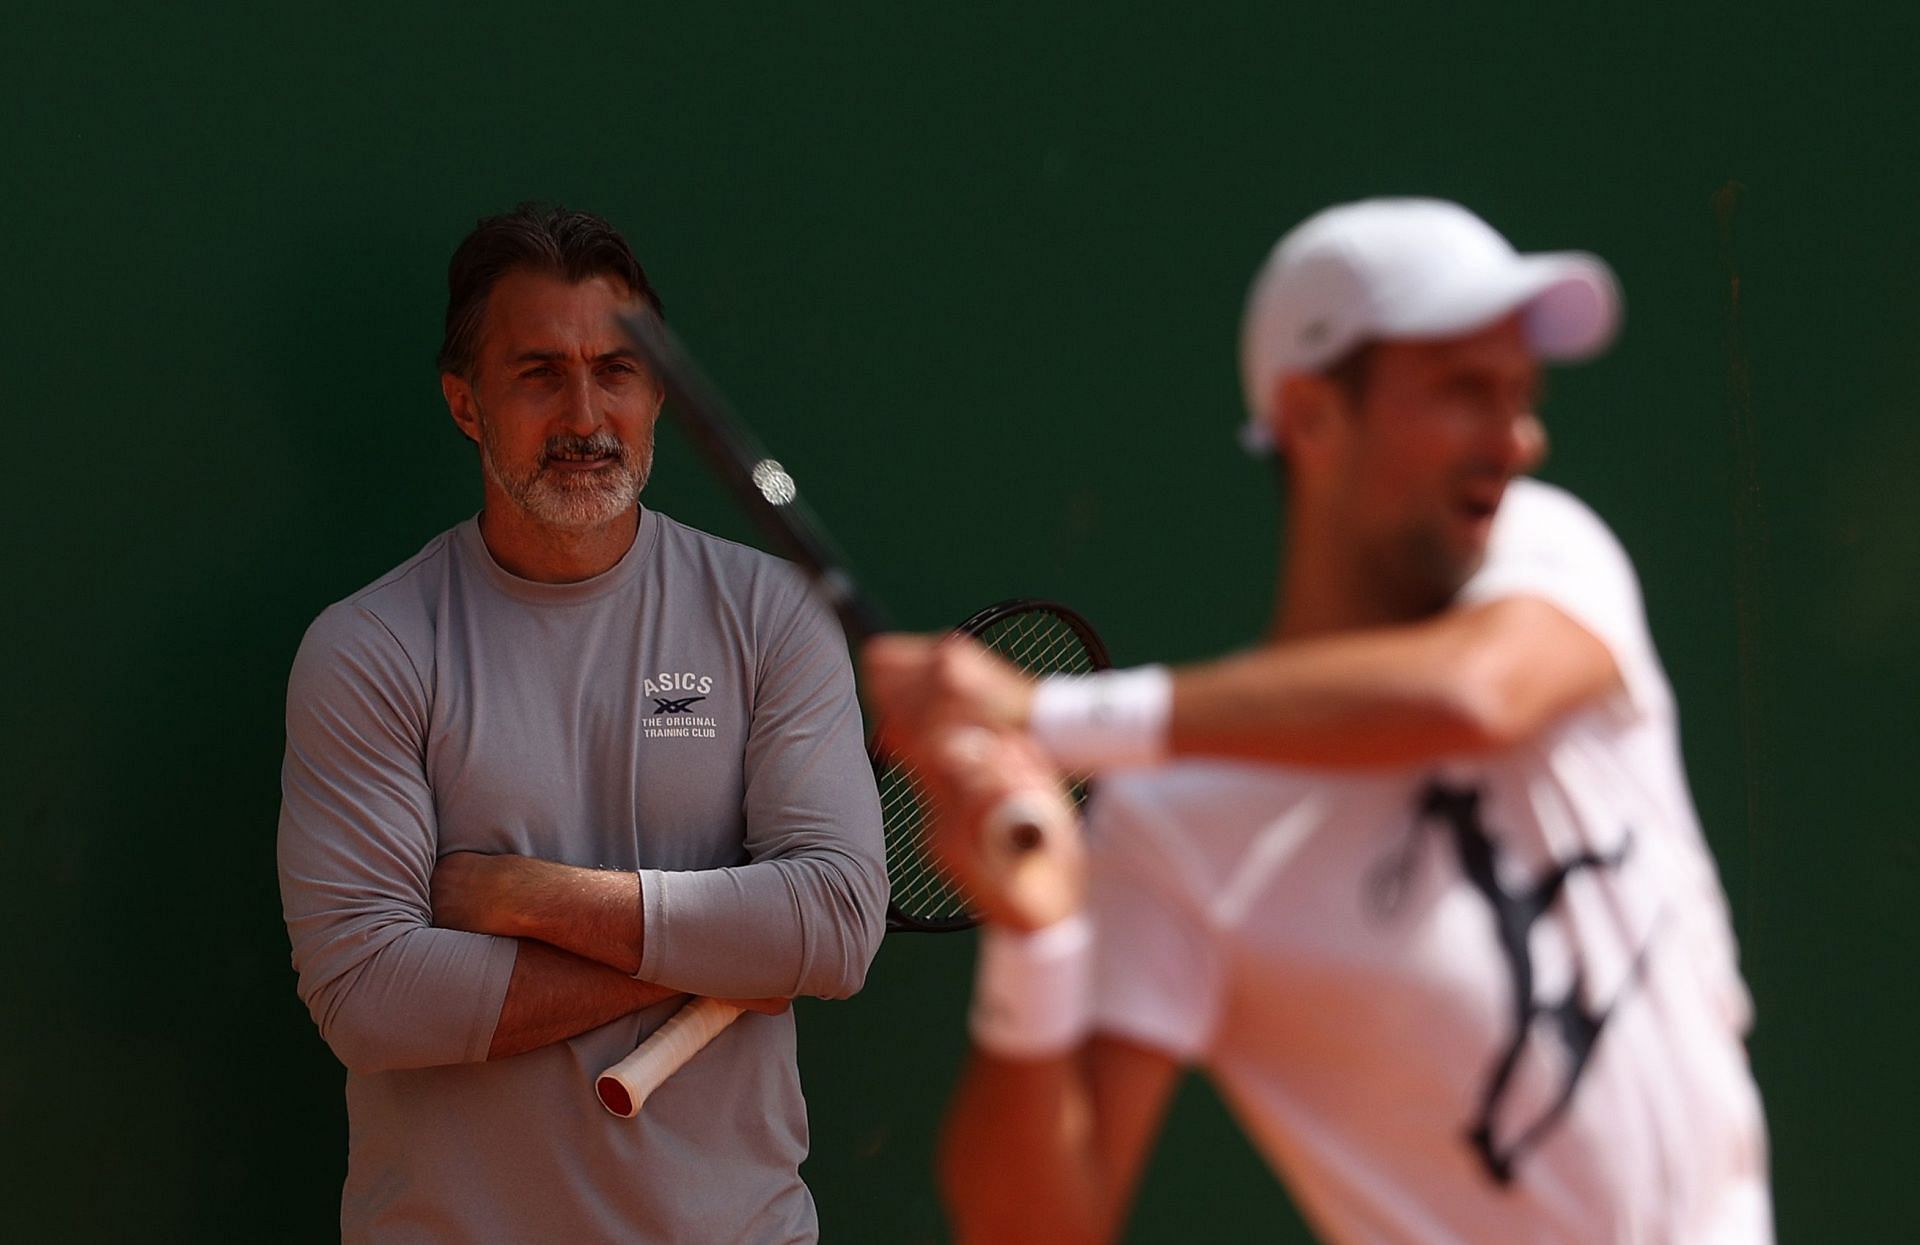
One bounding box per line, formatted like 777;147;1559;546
1086;479;1771;1244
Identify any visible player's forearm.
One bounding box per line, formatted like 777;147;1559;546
1024;600;1617;771
1164;600;1617;766
432;853;645;974
939;1052;1113;1245
485;939;682;1060
1167;623;1501;766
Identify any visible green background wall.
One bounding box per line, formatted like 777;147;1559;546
4;3;1914;1239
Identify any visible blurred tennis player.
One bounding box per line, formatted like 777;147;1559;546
866;198;1771;1244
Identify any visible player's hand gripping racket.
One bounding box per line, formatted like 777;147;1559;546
594;312;1108;1117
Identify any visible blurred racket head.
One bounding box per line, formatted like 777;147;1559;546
879;598;1111;932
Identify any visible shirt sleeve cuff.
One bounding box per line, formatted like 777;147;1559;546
634;868;668;981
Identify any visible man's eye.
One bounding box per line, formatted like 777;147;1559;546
521;367;557;380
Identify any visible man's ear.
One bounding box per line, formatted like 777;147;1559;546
1276;371;1341;464
442;372;481;446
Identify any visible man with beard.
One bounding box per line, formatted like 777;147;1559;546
864;199;1770;1243
277;204;887;1243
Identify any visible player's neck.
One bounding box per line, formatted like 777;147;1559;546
1270;527;1426;641
477;502;640;584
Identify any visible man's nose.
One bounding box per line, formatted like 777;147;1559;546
1502;408;1548;474
558;371;600;434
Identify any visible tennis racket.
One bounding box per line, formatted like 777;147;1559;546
594;312;1106;1117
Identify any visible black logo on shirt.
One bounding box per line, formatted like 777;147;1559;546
651;696;707;715
1368;781;1651;1187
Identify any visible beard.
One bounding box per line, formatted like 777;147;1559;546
478;414;653;532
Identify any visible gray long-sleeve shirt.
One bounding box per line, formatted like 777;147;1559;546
277;507;887;1244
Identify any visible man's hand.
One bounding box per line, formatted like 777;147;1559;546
431;851;574;939
910;725;1087;932
864;637;1085;930
862;634;1037;757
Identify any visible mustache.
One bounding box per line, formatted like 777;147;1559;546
539;432;627;466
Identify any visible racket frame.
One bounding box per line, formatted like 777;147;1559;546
880;596;1111;933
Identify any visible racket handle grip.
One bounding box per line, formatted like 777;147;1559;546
596;998;746;1118
973;784;1084;930
981;787;1073;858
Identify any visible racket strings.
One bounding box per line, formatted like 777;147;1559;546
882;606;1103;926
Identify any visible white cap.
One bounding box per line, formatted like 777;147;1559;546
1238;197;1621;450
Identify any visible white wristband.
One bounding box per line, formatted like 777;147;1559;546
1029;665;1174;772
967;914;1094;1060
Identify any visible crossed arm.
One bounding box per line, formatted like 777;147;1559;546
427;857;787;1061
